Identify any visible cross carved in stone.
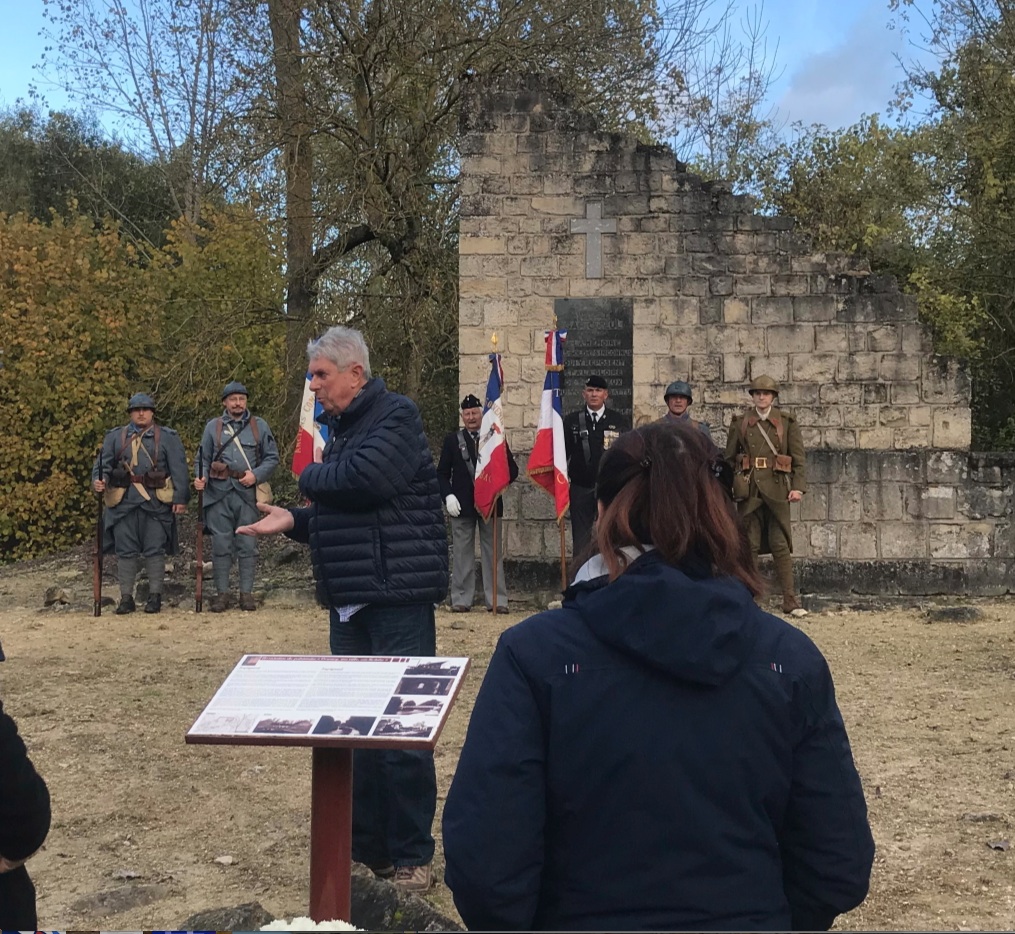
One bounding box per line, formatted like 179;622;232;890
570;202;617;279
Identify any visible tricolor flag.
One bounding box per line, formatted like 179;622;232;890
291;372;329;477
473;353;512;521
527;330;570;519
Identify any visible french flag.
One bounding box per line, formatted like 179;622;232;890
291;372;329;477
473;353;512;521
526;330;570;519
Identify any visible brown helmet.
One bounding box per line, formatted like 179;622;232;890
748;375;780;396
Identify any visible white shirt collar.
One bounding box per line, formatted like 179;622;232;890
755;406;772;420
572;545;655;583
587;405;606;418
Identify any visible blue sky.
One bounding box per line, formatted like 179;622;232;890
1;0;921;131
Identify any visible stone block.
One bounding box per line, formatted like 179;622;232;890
805;451;843;484
794;406;842;428
847;325;869;353
901;323;935;354
749;355;788;382
957;486;1008;519
692;254;728;275
863;482;904;521
894;426;931;449
829;482;863;521
733;274;770;296
843;451;880;482
723;297;751;323
705;325;753;354
858;428;893;448
661;297;701;327
825;428;857;448
638;254;667;276
461;278;508;298
800;486;828;520
840;524;879;559
809;524;839;558
767;324;815;354
881;451;925;482
461;236;507;255
483;301;519;326
791;353;838;382
664;254;692;276
891;383;921;405
481;255;520;277
879;406;910;428
793;296;838;322
906;485;956;519
932;408;972;449
771;275;810;296
879;354;922;381
925;450;965;484
634;327;674;354
790;253;828;274
879;522;927;559
815;326;849;352
782;382;818;405
921;357;972;404
692;355;722;382
838;354;879;381
868;325;900;352
842;406;878;429
700;297;723;324
929;523;993;559
752;296;794;325
459;299;484;327
710;276;734;296
837;295;879;323
818;384;862;405
861;382;890;404
519;256;557;277
723;354;748;382
993;522;1015;559
908;406;931;427
800;427;822;448
746;253;790;275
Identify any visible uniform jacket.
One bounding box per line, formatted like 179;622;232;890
443;551;874;932
195;411;280;506
724;406;807;552
563;406;629;488
661;409;714;441
0;699;51;931
92;422;190;553
437;429;519;519
287;377;448;607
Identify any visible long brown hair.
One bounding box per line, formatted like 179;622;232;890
595;422;763;595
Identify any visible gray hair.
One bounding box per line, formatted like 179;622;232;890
307;326;372;378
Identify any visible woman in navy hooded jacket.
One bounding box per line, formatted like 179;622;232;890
443;421;874;931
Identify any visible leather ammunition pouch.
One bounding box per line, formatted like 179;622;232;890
142;470;175;504
108;466;131;488
774;454;793;474
210;460;231;480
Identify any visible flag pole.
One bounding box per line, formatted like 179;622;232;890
559;517;567;591
490;332;500;615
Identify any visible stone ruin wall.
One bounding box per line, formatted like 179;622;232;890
458;75;1015;596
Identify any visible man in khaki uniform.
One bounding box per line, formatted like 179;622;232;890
725;375;808;617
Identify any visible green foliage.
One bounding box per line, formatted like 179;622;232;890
0;211;153;559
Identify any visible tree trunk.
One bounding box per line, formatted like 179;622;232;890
266;0;317;439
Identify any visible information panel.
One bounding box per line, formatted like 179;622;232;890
555;297;634;425
186;655;470;749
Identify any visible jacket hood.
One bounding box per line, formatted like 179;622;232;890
567;551;761;687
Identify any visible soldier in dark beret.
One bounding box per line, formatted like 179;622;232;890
437;393;518;613
91;393;190;614
563;375;629;561
725;375;808;617
194;381;279;611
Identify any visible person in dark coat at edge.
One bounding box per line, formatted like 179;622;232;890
0;636;52;931
238;325;448;892
442;421;874;931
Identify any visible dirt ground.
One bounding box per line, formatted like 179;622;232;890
1;549;1013;931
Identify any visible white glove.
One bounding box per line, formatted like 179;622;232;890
445;494;462;517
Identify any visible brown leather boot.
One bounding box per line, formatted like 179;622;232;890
209;592;229;613
239;592;258;611
775;555;808;618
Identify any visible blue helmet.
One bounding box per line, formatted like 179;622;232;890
127;392;156;411
222;381;249;400
664;380;693;403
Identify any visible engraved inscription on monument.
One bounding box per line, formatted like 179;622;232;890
555;298;633;426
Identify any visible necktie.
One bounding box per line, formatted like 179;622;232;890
590;413;598;428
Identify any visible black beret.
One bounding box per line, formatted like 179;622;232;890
461;394;482;410
585;375;608;389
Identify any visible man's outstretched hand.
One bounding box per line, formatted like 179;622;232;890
237;503;295;537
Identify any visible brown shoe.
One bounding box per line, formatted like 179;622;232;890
782;595;809;618
239;592;258;611
209;593;229;613
365;861;395;880
486;606;509;614
392;863;431;891
450;605;470;613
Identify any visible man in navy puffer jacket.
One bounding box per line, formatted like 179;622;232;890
240;326;448;890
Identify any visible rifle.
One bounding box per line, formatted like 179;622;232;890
93;446;103;617
195;444;204;613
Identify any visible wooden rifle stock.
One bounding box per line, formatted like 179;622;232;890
195;445;204;613
93;446;103;617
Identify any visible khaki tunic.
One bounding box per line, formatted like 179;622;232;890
724;407;807;554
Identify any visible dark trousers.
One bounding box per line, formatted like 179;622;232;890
569;484;597;563
329;602;438;868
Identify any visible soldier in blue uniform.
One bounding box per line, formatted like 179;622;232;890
92;393;190;614
661;380;713;440
193;381;279;612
